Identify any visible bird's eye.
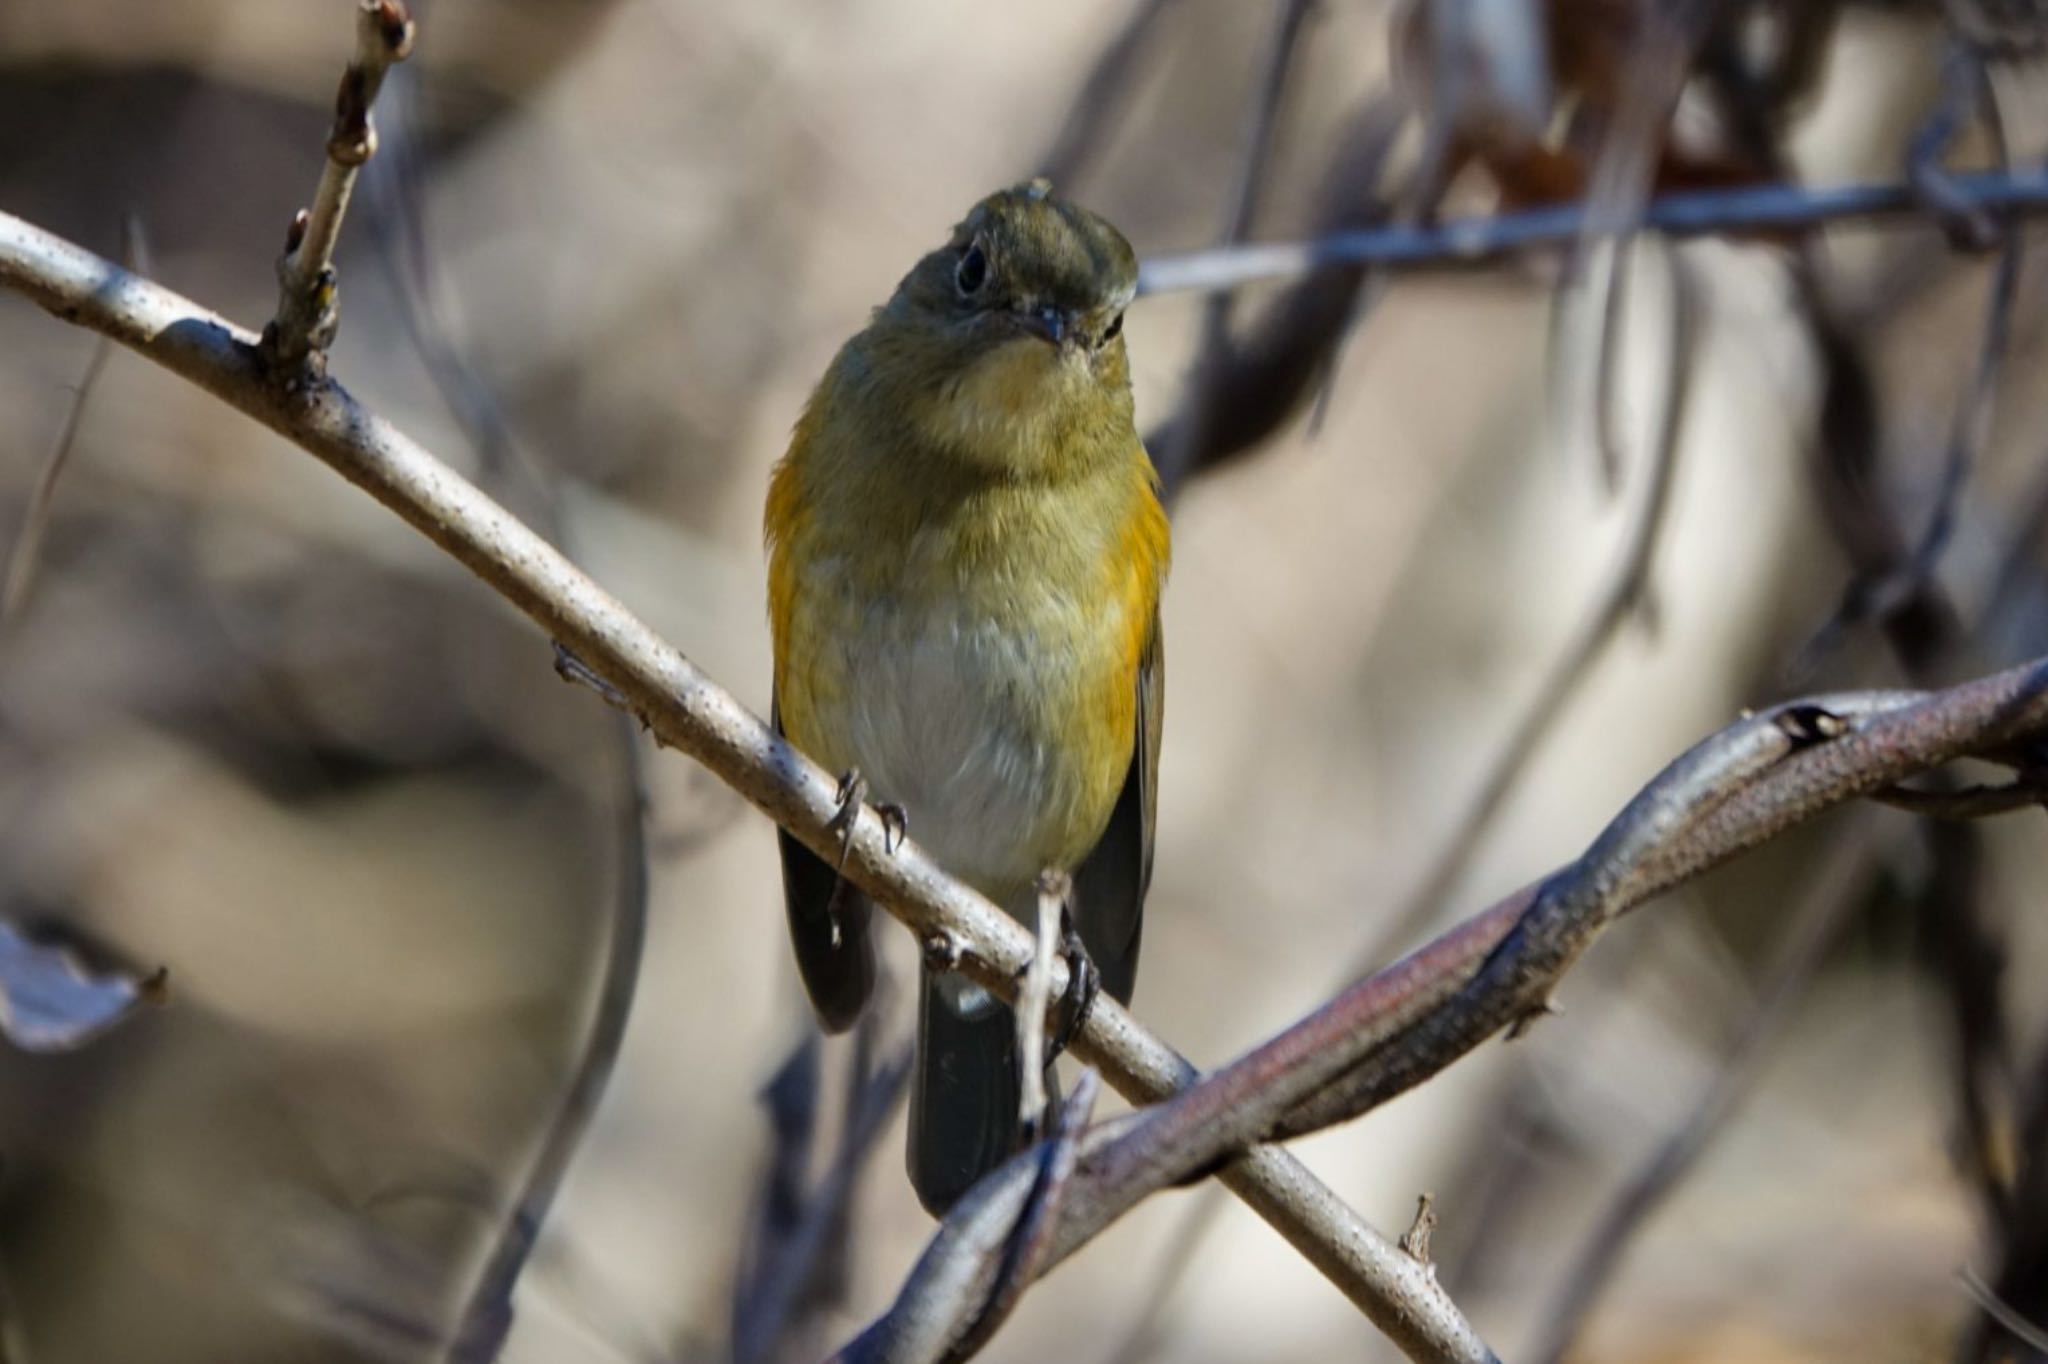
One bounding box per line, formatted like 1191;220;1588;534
956;243;988;296
1102;312;1124;343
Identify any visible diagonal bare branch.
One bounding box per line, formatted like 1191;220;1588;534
1137;168;2048;297
0;209;1499;1364
1524;815;1883;1364
835;662;2048;1349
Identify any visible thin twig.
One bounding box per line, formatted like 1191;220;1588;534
1959;1264;2048;1355
0;209;1500;1364
264;0;415;369
1157;0;1315;491
364;67;559;509
1036;0;1178;188
1788;235;2024;1232
4;310;112;624
1144;94;1406;496
1898;54;2023;607
3;215;146;624
733;1024;914;1364
327;62;656;1352
1567;0;1706;495
1958;1013;2048;1360
1525;815;1882;1364
446;709;650;1364
1907;39;2004;253
1136;168;2048;297
736;1031;825;1358
1354;246;1701;971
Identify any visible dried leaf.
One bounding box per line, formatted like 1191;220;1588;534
0;919;163;1051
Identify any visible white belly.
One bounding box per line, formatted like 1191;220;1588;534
814;597;1076;899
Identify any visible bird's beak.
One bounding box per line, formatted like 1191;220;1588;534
1015;304;1073;347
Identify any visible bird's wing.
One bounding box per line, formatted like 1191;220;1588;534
773;694;877;1032
1070;611;1161;1005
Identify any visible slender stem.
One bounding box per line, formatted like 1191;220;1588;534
1524;817;1881;1363
1137;169;2048;296
264;0;415;367
4;311;113;622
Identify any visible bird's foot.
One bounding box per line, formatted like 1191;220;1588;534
821;769;901;947
876;801;909;855
827;768;868;871
1047;900;1100;1065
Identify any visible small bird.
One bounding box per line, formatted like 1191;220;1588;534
765;181;1168;1214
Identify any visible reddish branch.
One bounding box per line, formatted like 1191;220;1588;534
851;665;2048;1357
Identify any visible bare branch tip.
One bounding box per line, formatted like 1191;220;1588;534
365;0;418;61
1506;998;1562;1041
1399;1193;1436;1268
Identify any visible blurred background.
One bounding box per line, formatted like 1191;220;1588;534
2;1;2047;1360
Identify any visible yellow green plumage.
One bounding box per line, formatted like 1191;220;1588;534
764;181;1167;1212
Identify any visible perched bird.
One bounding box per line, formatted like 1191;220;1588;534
765;181;1168;1214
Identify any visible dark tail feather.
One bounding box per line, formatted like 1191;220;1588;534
909;966;1024;1215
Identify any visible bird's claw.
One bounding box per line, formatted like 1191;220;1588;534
828;768;868;862
1047;906;1100;1064
822;769;870;948
877;802;909;855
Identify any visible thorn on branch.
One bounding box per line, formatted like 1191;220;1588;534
1505;997;1562;1040
1399;1193;1437;1268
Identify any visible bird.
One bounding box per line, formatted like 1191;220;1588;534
764;180;1168;1214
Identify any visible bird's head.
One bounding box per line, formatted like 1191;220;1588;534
871;180;1139;473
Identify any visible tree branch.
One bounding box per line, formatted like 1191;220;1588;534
0;210;1498;1364
263;0;415;369
1136;168;2048;296
842;666;2048;1352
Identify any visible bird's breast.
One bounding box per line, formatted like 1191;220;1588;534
777;529;1138;900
